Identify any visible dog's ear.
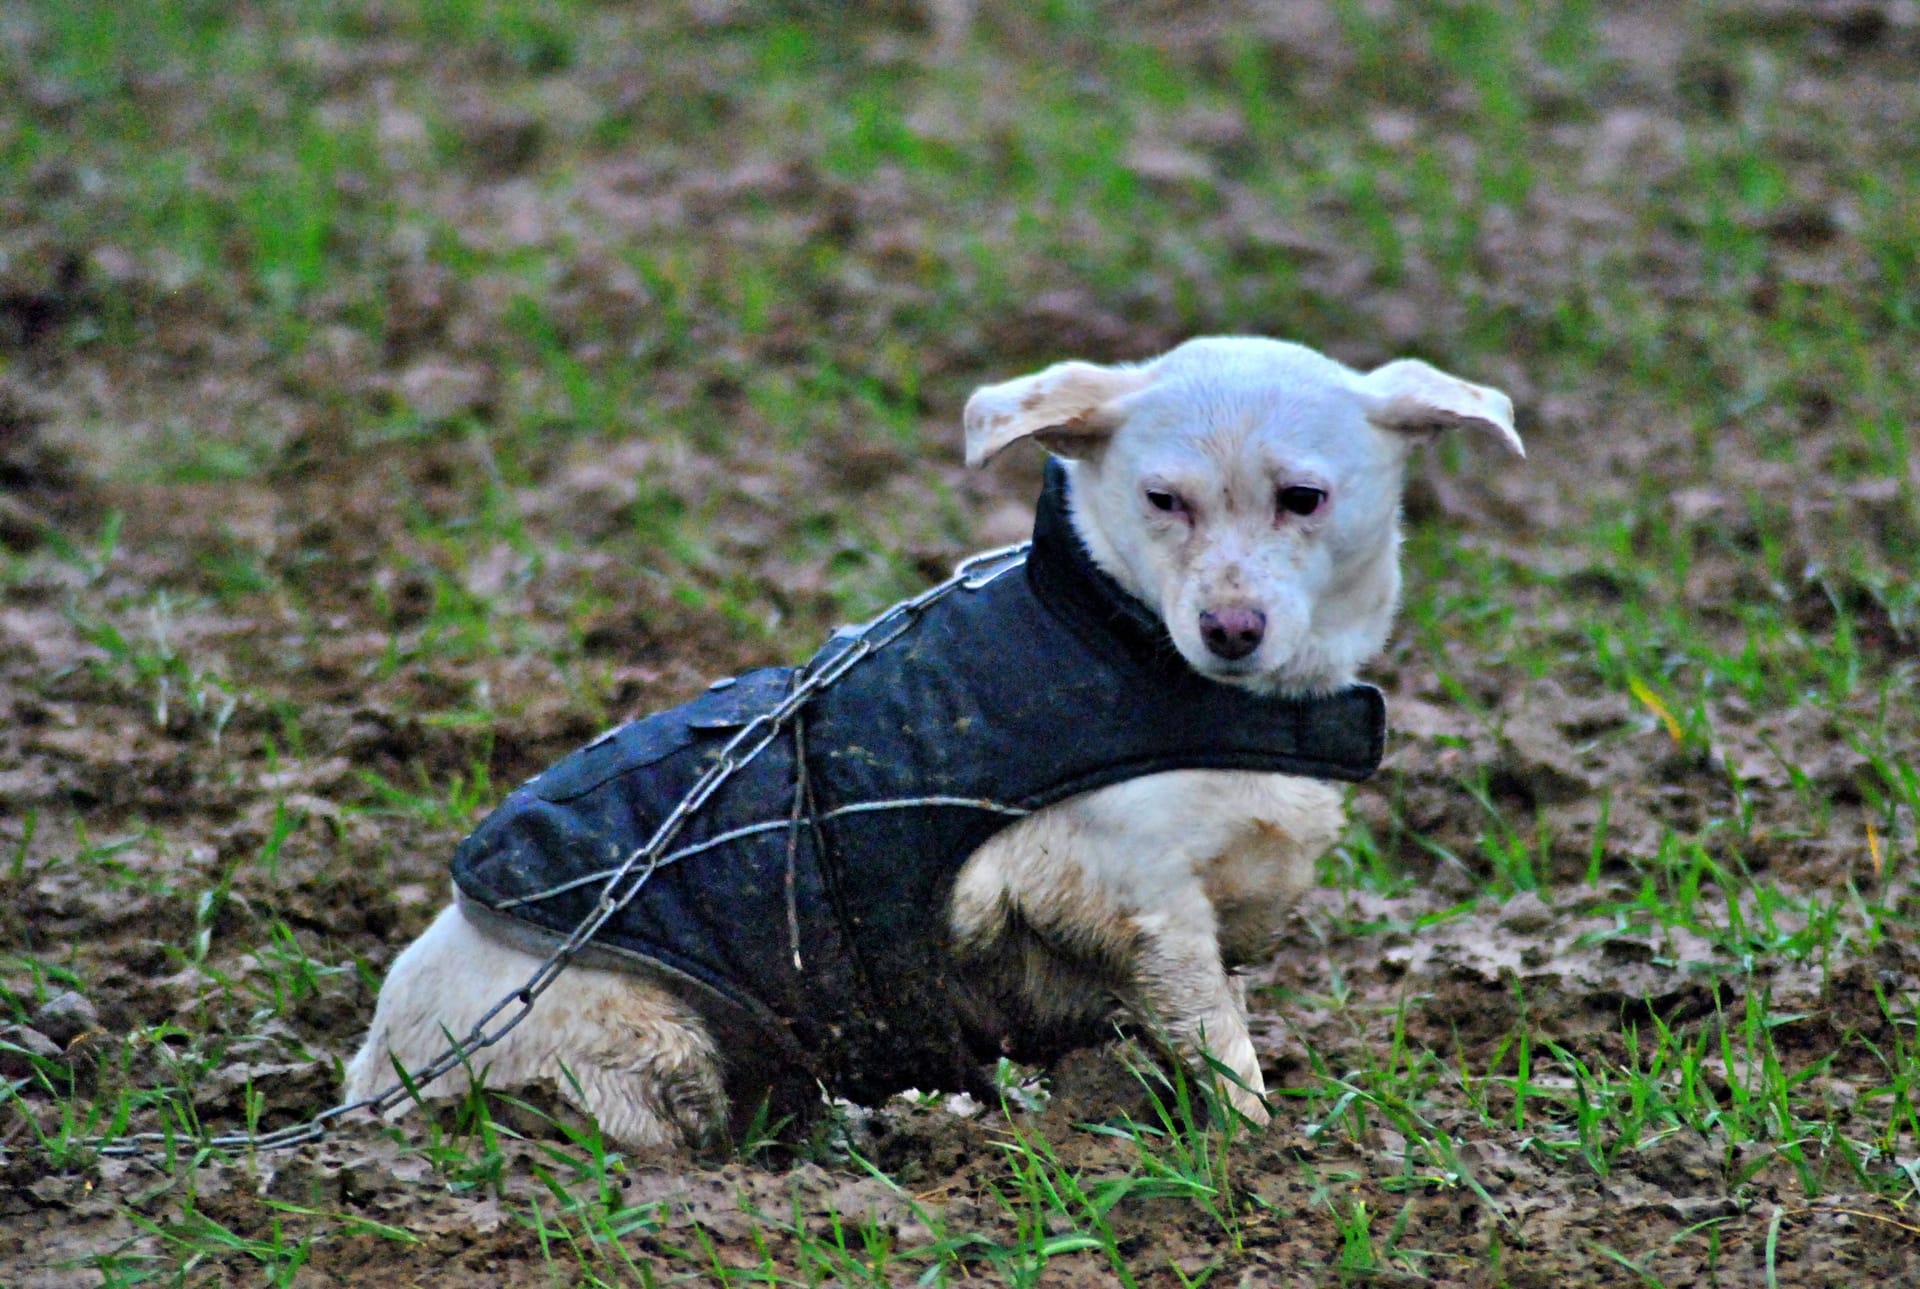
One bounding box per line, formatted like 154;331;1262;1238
962;360;1153;468
1359;359;1524;458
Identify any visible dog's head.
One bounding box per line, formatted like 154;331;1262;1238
964;336;1522;694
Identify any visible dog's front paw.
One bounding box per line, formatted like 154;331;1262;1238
1224;1080;1271;1129
1201;1030;1271;1129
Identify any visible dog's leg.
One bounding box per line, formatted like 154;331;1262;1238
952;775;1300;1127
1123;905;1270;1126
343;904;727;1151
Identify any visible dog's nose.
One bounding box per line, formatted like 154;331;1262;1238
1198;607;1266;661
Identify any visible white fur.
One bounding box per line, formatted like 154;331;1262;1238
345;335;1521;1146
343;904;724;1148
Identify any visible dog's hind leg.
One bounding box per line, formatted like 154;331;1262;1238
343;904;727;1151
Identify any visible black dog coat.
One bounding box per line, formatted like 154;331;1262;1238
453;463;1385;1104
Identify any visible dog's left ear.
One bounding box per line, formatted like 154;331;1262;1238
962;360;1154;468
1359;359;1524;458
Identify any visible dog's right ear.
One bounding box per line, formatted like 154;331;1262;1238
962;360;1153;468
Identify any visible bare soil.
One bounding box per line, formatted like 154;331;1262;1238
3;0;1918;1284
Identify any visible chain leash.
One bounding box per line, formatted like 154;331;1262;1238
72;544;1032;1159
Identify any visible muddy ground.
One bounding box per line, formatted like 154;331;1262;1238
2;0;1919;1284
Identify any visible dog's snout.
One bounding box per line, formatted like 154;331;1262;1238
1198;607;1266;661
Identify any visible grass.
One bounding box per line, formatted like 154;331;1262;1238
1;0;1917;1282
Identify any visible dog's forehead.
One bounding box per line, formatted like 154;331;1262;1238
1122;366;1386;474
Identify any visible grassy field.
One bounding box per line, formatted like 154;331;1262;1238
2;0;1917;1283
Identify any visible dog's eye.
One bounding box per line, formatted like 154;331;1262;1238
1145;488;1187;516
1276;486;1326;518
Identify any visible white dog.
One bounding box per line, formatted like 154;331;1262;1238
345;336;1520;1150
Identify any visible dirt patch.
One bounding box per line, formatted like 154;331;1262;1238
3;0;1919;1283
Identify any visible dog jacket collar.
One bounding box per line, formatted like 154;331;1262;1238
452;462;1385;1103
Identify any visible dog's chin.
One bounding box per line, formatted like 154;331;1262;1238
1182;644;1339;698
1182;650;1283;692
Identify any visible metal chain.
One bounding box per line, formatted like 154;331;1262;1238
78;543;1032;1159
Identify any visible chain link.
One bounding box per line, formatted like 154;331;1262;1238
79;544;1032;1158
